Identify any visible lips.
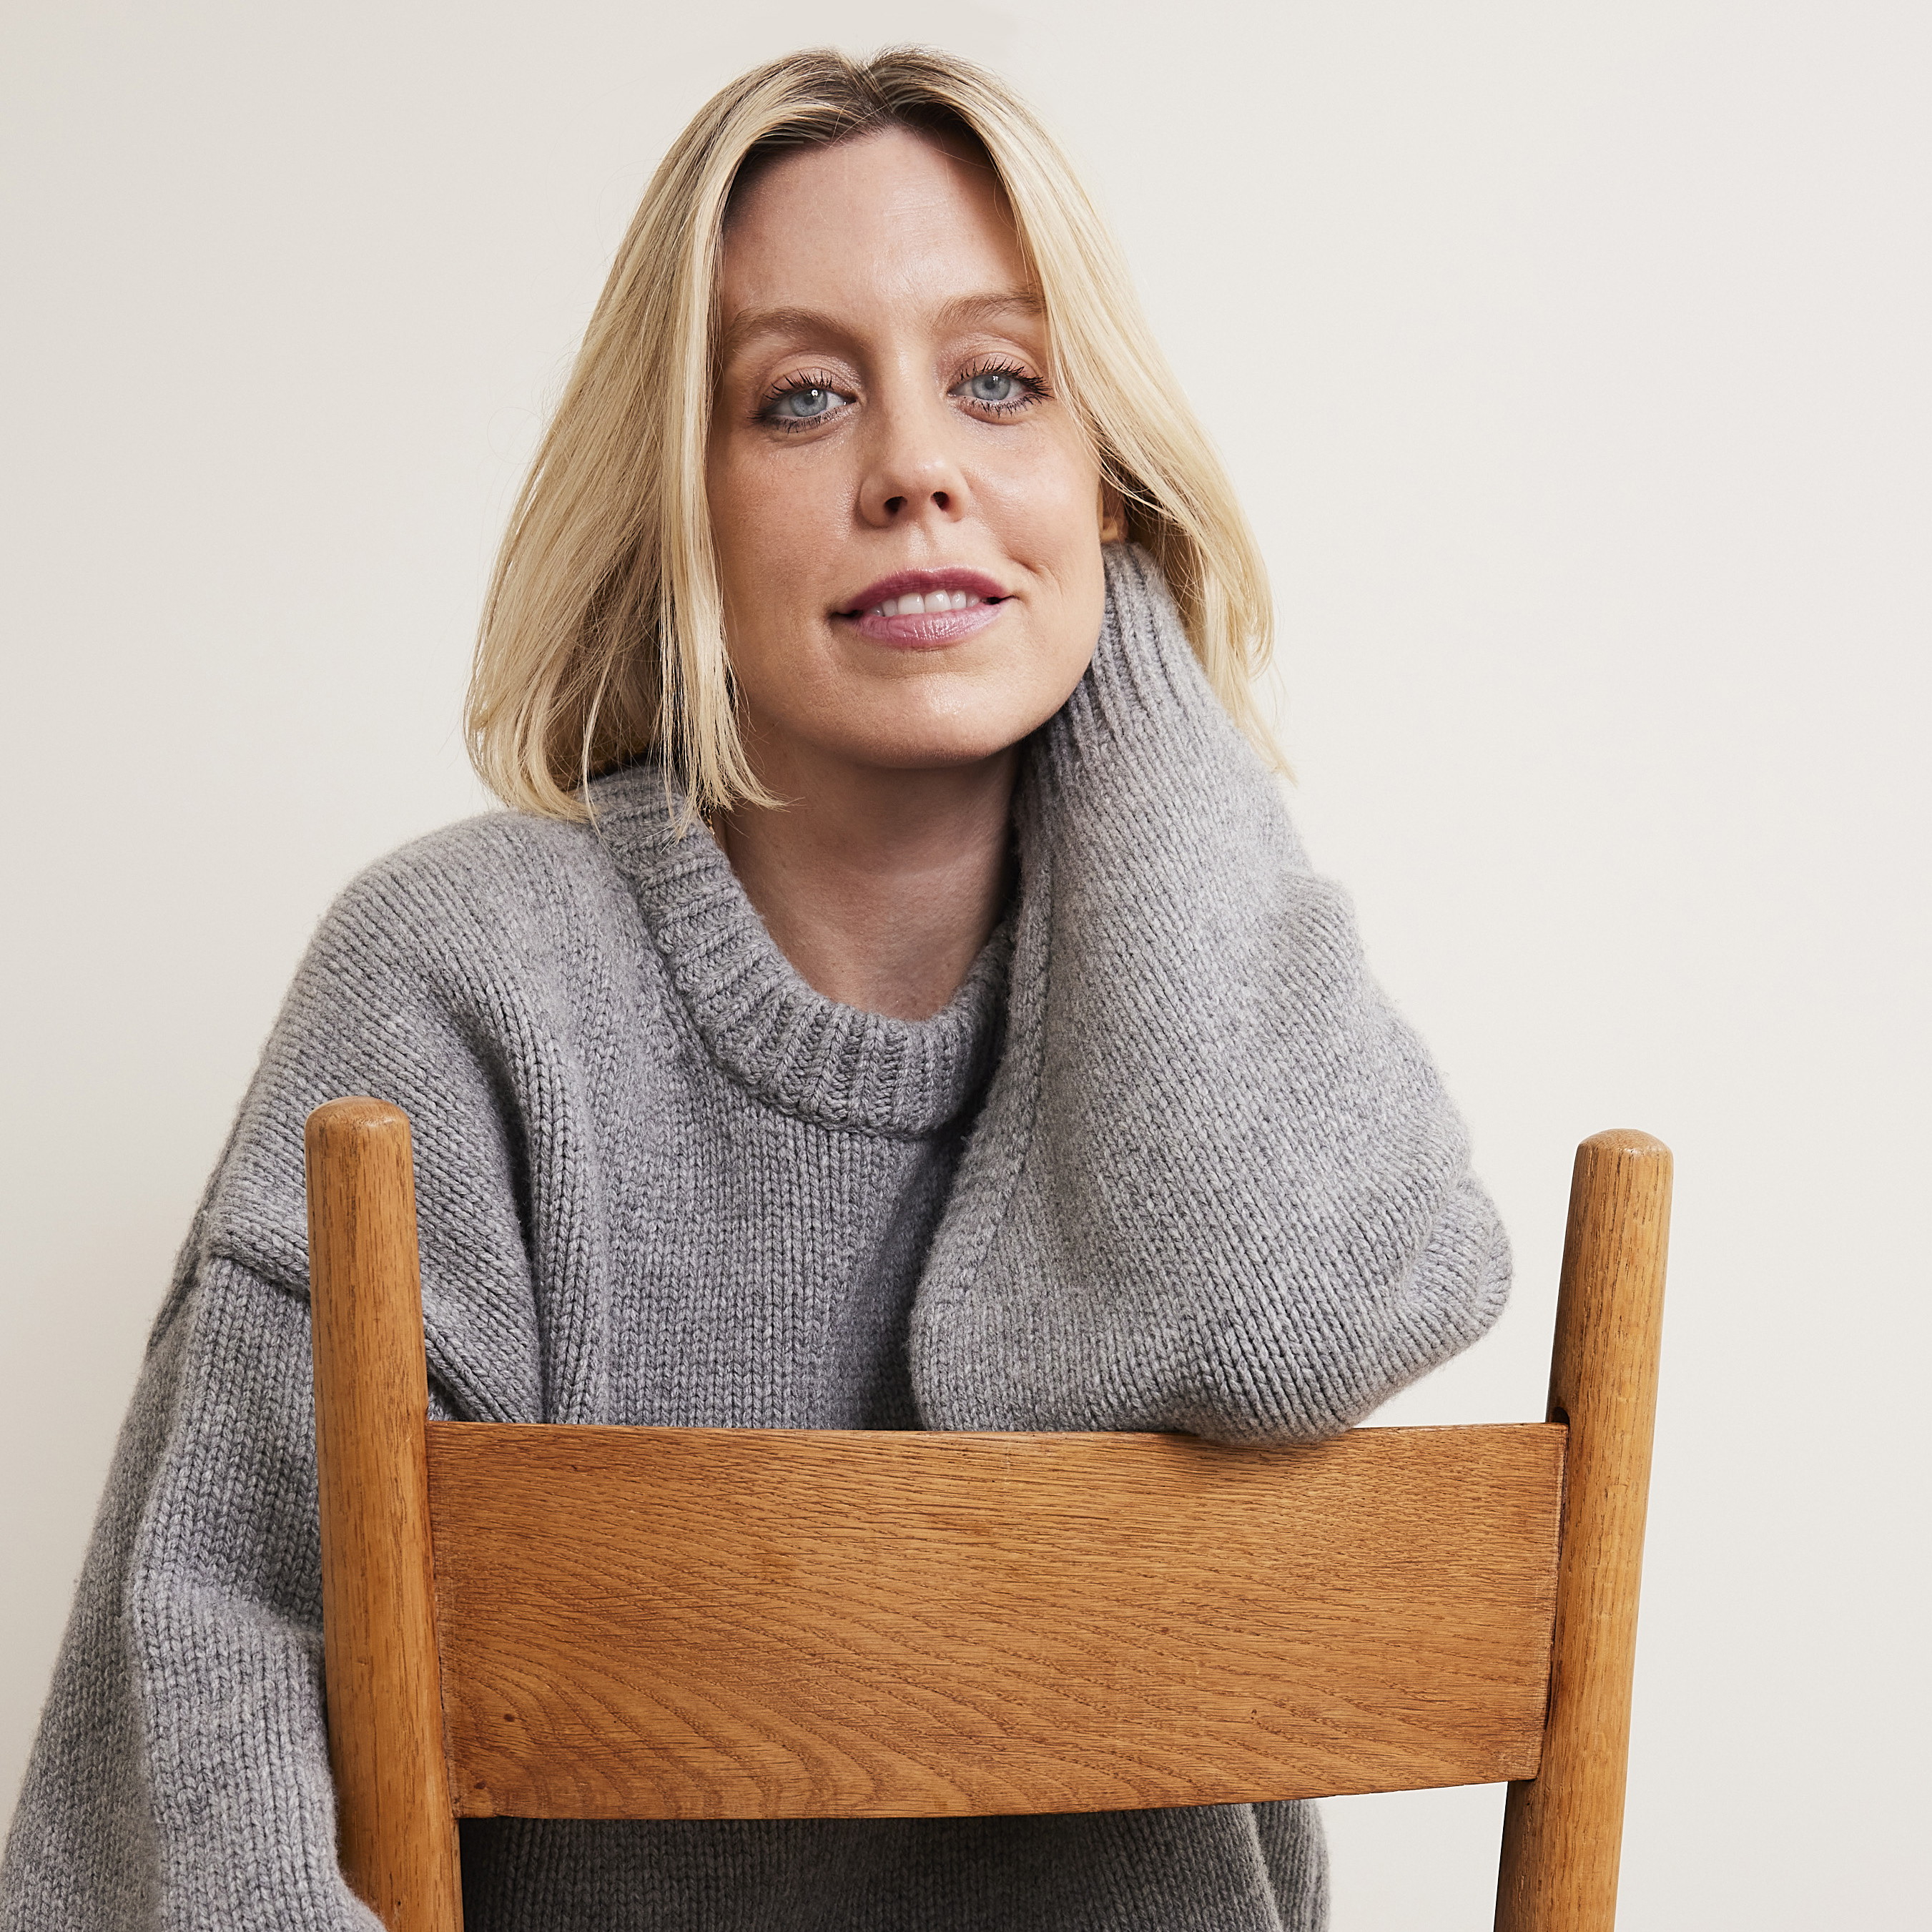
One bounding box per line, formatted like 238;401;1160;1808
834;568;1012;651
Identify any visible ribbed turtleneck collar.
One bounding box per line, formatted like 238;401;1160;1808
590;768;1011;1138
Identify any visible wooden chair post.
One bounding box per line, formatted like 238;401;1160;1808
306;1098;464;1932
1494;1129;1672;1932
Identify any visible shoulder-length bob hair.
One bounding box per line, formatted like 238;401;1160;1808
468;46;1277;821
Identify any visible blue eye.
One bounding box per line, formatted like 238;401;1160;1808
952;365;1043;413
770;384;845;420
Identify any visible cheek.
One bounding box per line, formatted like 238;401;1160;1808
707;448;851;701
710;448;828;601
976;436;1105;596
985;445;1108;646
984;432;1095;524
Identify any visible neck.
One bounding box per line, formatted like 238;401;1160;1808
718;744;1018;1022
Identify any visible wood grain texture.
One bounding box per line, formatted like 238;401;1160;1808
1494;1130;1672;1932
306;1099;464;1932
425;1421;1565;1821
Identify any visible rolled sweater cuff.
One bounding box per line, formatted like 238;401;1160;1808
1035;541;1237;792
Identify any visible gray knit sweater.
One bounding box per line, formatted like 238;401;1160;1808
1;546;1509;1932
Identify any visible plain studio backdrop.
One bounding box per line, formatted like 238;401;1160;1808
4;2;1926;1924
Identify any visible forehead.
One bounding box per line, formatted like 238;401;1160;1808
716;126;1030;326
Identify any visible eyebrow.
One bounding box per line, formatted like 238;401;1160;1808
716;289;1046;363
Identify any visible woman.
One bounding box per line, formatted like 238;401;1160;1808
1;46;1508;1932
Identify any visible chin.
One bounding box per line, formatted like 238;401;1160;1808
865;735;1025;772
884;668;1088;764
848;714;1043;771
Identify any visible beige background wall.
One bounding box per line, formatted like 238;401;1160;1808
4;2;1926;1922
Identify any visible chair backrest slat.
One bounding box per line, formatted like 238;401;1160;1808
425;1419;1565;1821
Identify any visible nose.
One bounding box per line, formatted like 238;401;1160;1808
857;393;971;529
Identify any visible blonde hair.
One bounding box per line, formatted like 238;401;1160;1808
467;46;1278;820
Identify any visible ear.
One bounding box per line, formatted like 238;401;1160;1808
1098;480;1126;546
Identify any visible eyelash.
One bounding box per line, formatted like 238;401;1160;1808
754;358;1051;431
955;358;1051;415
757;369;849;433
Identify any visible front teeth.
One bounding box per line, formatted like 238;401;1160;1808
872;590;980;616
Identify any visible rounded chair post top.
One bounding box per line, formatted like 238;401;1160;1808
305;1096;412;1149
1578;1128;1671;1162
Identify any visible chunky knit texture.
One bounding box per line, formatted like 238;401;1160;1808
1;546;1509;1931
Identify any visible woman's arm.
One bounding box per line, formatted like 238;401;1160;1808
912;544;1510;1442
1;812;596;1927
0;1258;382;1929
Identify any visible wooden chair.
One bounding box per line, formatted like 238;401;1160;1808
305;1100;1670;1932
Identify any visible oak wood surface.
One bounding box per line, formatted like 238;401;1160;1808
306;1099;465;1932
425;1420;1565;1821
1494;1130;1672;1932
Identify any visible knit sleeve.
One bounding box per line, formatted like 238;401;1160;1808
0;1257;383;1930
910;544;1510;1444
0;809;615;1926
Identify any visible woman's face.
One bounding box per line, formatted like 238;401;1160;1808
707;126;1117;784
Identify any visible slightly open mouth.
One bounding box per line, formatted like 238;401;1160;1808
835;591;1010;619
836;591;1011;651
